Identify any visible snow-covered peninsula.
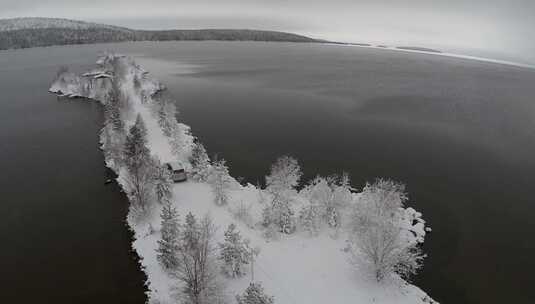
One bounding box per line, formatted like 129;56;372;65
49;53;436;304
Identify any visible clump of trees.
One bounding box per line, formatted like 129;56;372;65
300;173;353;231
147;92;195;164
262;156;302;235
101;78;126;169
347;178;427;282
156;211;223;304
236;282;274;304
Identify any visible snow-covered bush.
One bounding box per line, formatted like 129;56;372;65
218;223;251;278
156;202;180;270
236;282;274;304
347;178;427;282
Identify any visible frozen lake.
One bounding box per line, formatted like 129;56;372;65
1;41;535;303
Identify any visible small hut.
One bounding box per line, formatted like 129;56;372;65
165;162;187;182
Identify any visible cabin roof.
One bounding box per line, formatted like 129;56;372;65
82;69;113;79
167;161;184;171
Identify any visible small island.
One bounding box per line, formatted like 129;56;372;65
49;53;435;304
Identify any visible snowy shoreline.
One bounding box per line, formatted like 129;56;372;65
326;42;535;70
49;53;436;304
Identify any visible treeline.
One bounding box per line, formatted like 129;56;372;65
0;27;319;50
133;29;318;43
0;28;134;50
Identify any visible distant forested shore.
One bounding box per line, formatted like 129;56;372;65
0;17;320;50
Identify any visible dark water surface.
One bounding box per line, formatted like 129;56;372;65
0;46;147;303
1;42;535;304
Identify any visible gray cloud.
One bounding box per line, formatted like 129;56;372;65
1;0;534;63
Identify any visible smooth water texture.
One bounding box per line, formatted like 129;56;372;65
0;46;147;303
2;41;535;304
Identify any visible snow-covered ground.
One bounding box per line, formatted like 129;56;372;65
49;53;436;304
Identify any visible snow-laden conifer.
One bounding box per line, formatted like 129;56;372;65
236;282;274;304
189;141;211;181
218;223;250;277
209;158;231;206
154;163;173;205
156;202;180;270
124;114;155;212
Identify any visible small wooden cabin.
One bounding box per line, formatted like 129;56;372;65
165;162;187;182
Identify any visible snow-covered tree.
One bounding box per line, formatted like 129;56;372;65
157;100;177;137
176;213;221;304
156;202;180;270
105;101;124;133
124;114;155;212
236;282;274;304
189;141;211;181
262;197;295;235
218;223;250;278
265;155;302;200
347;178;427;282
170;123;194;160
298;203;322;236
154;163;173;205
105;80;125;132
124;115;149;166
101;81;127;169
262;156;301;234
181;212;200;251
209;158;231;206
101;123;124;170
331;172;353;226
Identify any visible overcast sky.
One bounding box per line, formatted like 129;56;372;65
1;0;534;62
